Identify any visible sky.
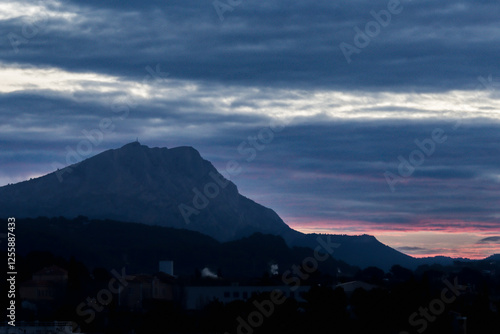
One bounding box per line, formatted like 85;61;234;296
1;0;500;259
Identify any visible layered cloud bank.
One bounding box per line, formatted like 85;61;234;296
1;0;499;258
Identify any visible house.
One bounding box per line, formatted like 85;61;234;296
118;273;176;310
32;266;68;284
20;266;68;303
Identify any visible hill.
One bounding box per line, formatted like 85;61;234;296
10;216;358;278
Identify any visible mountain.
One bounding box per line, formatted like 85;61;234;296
0;142;292;241
11;216;359;278
0;142;418;270
485;254;500;262
415;256;473;267
289;233;417;271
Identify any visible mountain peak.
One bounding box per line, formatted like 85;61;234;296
120;141;146;149
0;142;292;241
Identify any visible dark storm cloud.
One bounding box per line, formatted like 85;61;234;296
397;246;427;252
2;0;499;91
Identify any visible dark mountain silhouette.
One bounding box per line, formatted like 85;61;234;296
290;234;417;270
485;254;500;261
414;255;473;267
1;142;420;270
0;142;292;242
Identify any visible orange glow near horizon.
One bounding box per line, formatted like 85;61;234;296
286;218;500;260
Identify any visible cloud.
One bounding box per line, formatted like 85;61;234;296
396;246;430;255
1;0;500;92
477;236;500;244
1;0;500;259
397;247;427;251
2;115;500;234
2;63;500;129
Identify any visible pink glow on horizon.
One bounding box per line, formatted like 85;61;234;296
285;218;500;260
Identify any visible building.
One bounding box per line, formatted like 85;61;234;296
20;266;68;303
32;266;68;284
184;284;311;310
118;273;176;310
334;281;378;296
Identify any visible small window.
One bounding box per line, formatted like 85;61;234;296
224;291;230;298
243;292;248;299
233;291;240;298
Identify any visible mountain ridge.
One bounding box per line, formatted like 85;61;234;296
0;141;465;270
0;142;292;242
